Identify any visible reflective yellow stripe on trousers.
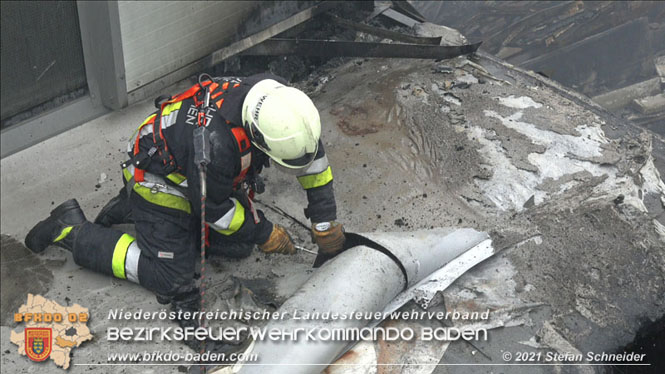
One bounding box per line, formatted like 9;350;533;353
111;233;141;283
112;234;134;279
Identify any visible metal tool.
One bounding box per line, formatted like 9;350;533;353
295;245;317;255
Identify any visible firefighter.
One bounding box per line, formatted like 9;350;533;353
24;73;345;348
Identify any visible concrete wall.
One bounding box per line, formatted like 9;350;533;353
2;0;321;157
118;1;258;92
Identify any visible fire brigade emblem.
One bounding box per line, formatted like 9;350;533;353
25;328;52;362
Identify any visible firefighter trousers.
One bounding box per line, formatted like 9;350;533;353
71;190;253;299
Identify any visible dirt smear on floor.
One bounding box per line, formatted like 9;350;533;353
0;235;60;326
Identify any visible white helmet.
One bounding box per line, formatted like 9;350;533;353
242;79;321;169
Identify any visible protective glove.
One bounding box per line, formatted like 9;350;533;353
259;224;295;254
311;221;346;255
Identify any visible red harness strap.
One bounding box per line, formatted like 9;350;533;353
231;127;252;188
132;80;250;185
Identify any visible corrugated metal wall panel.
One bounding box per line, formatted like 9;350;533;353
118;1;258;92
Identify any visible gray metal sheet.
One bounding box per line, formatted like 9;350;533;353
242;39;482;59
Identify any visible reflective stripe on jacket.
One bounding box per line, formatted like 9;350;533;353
123;164;191;214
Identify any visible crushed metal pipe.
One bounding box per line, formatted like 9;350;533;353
224;228;493;374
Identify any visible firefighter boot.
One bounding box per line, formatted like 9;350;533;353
94;187;133;227
26;199;134;280
25;199;87;253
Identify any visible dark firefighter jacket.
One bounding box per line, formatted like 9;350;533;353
124;73;337;245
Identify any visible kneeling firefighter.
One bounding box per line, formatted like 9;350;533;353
25;73;345;350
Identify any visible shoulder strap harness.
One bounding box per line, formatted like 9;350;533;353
123;79;251;185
